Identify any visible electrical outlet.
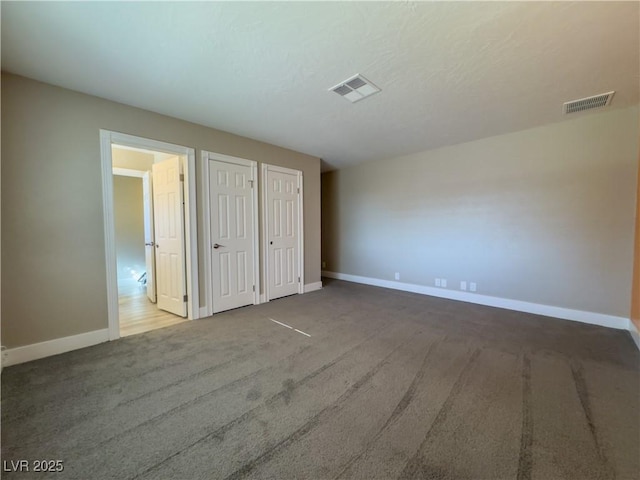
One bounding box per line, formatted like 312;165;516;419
470;282;477;292
394;272;400;281
435;278;441;287
1;346;7;371
441;279;447;288
322;261;326;269
460;281;467;291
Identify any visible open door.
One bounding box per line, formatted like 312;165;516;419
142;171;156;303
152;156;187;317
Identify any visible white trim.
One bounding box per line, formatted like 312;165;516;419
3;329;109;367
199;307;210;319
299;173;305;295
100;132;120;340
629;320;640;350
201;151;260;316
112;167;145;178
201;152;212;315
322;271;629;330
183;146;199;321
100;130;199;342
262;164;304;302
304;281;323;293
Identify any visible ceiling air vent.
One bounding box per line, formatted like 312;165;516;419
563;91;615;114
330;74;380;103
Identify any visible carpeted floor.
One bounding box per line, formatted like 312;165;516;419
2;278;638;479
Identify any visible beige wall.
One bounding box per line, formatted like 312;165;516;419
1;73;321;348
322;106;638;318
113;176;145;281
112;148;154;171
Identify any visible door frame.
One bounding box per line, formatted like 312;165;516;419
141;170;156;303
261;163;304;302
100;130;199;340
112;167;145;178
201;150;260;316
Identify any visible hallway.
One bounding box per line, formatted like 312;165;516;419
118;278;187;337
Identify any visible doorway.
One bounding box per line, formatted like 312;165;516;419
262;164;304;301
112;148;188;336
100;131;199;340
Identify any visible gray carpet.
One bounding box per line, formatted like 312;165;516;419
2;278;638;479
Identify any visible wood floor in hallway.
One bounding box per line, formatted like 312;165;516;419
118;278;188;337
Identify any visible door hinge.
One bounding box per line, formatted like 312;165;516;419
183;294;188;302
298;277;300;283
252;285;255;292
249;180;254;188
180;173;185;182
297;187;300;194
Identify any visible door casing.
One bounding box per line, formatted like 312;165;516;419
142;170;156;303
100;130;199;340
201;151;260;316
262;163;304;302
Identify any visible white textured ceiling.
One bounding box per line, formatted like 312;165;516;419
2;2;638;171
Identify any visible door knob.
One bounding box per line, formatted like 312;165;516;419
145;242;155;247
213;243;225;249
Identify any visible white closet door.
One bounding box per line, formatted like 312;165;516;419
210;159;256;313
265;166;302;300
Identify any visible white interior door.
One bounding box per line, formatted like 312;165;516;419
265;166;302;300
210;159;256;313
153;156;187;317
142;171;156;303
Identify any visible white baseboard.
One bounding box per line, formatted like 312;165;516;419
4;277;632;367
629;320;640;350
3;329;110;367
199;306;209;318
322;271;628;331
304;281;323;293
